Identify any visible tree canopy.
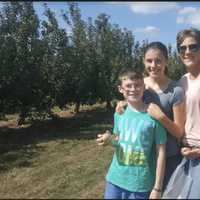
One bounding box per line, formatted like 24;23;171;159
0;2;185;124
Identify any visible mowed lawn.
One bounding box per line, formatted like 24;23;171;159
0;105;114;199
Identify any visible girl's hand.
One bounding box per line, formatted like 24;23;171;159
147;103;165;121
115;101;127;114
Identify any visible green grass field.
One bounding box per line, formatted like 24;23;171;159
0;104;114;198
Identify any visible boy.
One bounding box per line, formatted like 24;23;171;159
96;67;167;199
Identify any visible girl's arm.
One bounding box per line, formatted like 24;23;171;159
147;101;186;139
115;100;127;114
149;144;166;199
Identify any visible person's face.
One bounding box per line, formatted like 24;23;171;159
178;36;200;69
143;48;167;78
118;78;144;103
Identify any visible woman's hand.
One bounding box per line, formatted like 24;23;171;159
181;147;200;159
147;103;165;121
115;100;127;114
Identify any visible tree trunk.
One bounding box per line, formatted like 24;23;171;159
17;110;26;126
74;101;80;113
106;100;112;111
0;113;6;120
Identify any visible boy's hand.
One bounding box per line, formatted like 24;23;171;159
149;189;161;199
181;147;200;159
116;100;127;114
96;130;112;146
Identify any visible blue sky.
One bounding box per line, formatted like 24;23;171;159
2;2;200;49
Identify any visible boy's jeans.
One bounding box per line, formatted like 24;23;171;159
104;181;150;199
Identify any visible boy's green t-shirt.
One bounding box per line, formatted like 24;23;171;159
106;105;167;192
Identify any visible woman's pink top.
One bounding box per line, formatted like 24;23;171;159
180;73;200;147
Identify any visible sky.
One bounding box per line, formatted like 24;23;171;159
2;1;200;49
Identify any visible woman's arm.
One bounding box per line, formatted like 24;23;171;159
147;101;186;139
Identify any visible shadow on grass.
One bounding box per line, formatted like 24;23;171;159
0;144;44;172
0;107;114;172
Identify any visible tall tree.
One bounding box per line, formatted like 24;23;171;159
67;2;91;113
40;3;69;114
0;2;42;124
94;14;136;109
94;13;118;110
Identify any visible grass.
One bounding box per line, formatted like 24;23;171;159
0;104;115;199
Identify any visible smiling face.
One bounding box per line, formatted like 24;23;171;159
118;78;144;103
178;36;200;70
144;48;167;78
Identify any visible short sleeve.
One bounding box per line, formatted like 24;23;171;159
112;112;119;135
171;85;185;106
154;121;167;145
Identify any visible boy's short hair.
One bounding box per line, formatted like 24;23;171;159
176;28;200;50
117;67;143;86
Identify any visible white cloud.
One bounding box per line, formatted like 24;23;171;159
130;2;179;14
133;26;160;36
177;7;200;28
104;2;132;5
178;7;197;15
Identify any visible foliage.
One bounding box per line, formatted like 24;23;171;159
167;44;186;80
0;2;185;122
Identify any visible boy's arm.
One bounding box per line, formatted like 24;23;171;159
96;112;119;146
96;130;111;146
96;130;119;146
149;144;166;199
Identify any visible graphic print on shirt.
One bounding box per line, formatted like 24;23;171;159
116;117;153;166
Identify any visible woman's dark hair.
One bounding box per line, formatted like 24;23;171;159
144;41;168;60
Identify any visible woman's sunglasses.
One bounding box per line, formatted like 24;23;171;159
178;43;200;54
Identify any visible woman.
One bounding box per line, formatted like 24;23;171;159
163;28;200;199
116;41;186;191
